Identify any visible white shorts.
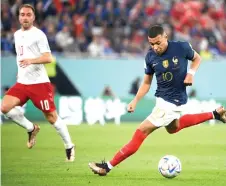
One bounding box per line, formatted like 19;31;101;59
146;97;187;127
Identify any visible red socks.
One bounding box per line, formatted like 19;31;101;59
110;129;147;167
173;112;213;133
109;112;213;167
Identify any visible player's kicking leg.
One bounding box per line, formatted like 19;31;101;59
89;119;159;176
88;106;226;176
1;93;40;149
165;106;226;134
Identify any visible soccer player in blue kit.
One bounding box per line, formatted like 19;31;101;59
88;25;226;176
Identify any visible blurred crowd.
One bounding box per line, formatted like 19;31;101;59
1;0;226;59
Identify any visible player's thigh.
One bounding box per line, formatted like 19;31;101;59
138;119;159;136
1;84;28;113
146;106;180;128
28;83;56;113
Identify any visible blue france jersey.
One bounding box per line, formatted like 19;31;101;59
145;41;194;106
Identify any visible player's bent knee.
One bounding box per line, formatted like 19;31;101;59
165;126;178;134
47;116;56;124
1;104;11;114
44;112;58;124
166;129;176;134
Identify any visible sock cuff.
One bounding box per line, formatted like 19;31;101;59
107;161;113;169
53;116;63;127
212;111;215;119
5;107;22;118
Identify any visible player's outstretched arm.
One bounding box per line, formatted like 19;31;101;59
135;74;153;101
184;51;201;86
127;74;153;112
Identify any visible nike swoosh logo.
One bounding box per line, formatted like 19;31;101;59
152;63;158;67
169;166;177;173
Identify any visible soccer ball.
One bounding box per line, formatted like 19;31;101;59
158;155;182;178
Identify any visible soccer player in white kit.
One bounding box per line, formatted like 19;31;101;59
1;4;75;162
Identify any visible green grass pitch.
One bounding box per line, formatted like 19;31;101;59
1;122;226;186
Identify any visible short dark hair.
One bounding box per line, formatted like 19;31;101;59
148;25;164;38
19;4;35;14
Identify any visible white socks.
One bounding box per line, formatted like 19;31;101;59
53;117;74;149
5;108;74;149
5;107;34;132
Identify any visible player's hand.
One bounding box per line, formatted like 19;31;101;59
127;100;137;113
19;59;32;68
184;73;193;86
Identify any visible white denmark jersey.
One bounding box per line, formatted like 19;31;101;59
14;26;51;84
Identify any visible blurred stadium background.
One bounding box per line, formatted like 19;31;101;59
1;1;226;185
1;0;226;124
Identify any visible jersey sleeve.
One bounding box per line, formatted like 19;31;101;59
181;42;194;60
144;53;154;75
37;31;51;53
